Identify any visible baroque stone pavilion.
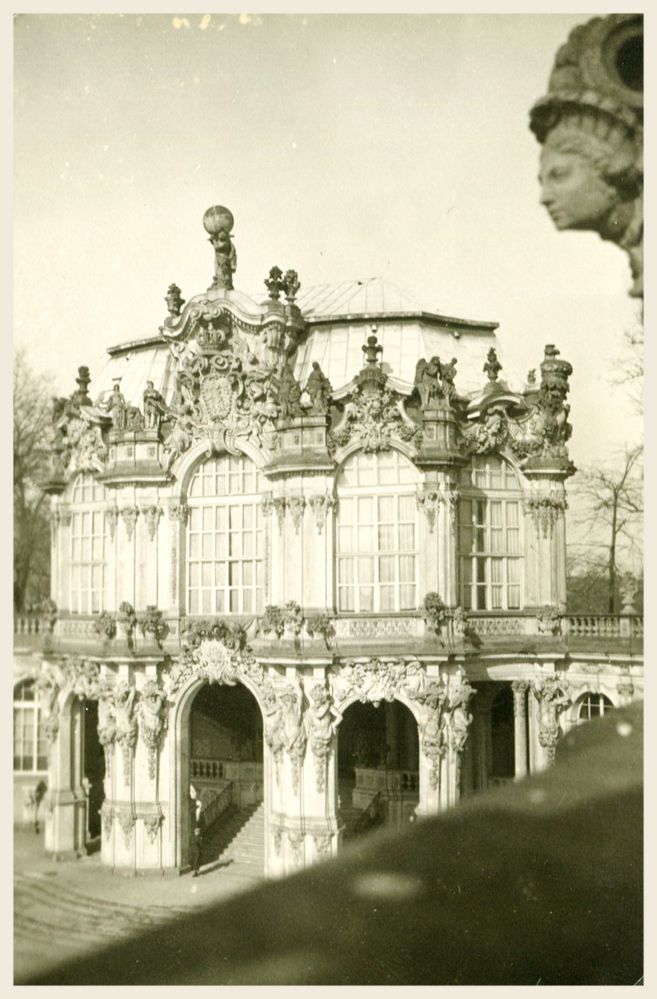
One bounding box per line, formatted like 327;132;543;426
18;205;643;876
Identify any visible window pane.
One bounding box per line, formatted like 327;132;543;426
379;556;395;583
339;588;354;612
359;588;374;612
399;555;415;582
399;584;416;610
358;558;373;583
398;495;415;521
338;526;353;553
378;496;394;522
398;524;415;550
358;497;373;523
358;525;374;550
379;586;395;611
378;525;394;551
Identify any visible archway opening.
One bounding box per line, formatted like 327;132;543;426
83;699;105;847
185;681;264;874
337;700;419;839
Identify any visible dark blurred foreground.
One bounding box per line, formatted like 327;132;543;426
23;703;643;986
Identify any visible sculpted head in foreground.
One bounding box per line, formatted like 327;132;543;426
530;13;643;296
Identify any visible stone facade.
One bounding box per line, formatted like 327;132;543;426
22;207;643;876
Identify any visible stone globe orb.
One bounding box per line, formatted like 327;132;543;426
203;205;234;235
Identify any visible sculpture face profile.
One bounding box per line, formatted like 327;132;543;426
538;146;619;232
529;13;643;296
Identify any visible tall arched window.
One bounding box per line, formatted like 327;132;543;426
459;455;522;611
13;679;47;772
70;473;108;614
577;693;614;722
336;449;419;613
186;454;264;615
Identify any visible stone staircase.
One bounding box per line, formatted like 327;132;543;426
205;802;264;874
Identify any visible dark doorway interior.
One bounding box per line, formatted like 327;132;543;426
490;686;515;780
83;699;105;842
337;700;419;838
186;682;264;875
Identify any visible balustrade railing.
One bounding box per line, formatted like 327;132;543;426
14;613;42;635
191;758;225;781
564;615;643;638
20;609;642;649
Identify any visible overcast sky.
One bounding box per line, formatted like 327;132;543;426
14;12;642;472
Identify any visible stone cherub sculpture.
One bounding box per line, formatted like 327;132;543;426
530;14;643;297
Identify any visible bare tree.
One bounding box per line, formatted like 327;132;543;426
612;322;643;414
14;350;54;613
568;446;643;614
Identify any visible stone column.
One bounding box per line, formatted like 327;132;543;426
167;503;187;615
134;669;167;870
266;669;340;877
44;693;87;860
111;669;138;872
511;681;529;779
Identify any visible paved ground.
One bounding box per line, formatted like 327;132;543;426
13;827;263;982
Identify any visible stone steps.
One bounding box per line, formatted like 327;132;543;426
205;803;264;872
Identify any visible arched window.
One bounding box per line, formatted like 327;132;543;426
13;679;47;772
70;473;108;614
336;449;419;613
459;456;522;611
186;454;264;615
577;693;614;722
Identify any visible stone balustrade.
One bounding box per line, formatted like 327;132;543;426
17;610;643;655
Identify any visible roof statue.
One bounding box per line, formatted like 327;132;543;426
203;205;237;292
530;14;643;297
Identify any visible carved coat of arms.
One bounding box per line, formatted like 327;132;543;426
200;372;234;422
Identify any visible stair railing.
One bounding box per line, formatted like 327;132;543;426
350;790;385;837
202;781;235;830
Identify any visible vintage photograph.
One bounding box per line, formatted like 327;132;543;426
13;10;643;986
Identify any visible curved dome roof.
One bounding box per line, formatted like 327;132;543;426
92;277;507;410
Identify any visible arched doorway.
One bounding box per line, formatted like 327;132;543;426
184;681;264;874
337;700;419;839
